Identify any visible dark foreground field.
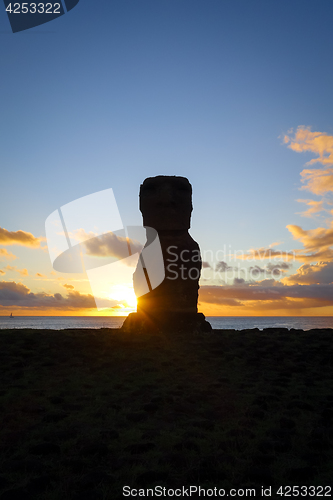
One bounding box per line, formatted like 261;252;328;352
0;327;332;499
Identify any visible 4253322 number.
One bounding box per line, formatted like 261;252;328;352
5;3;61;14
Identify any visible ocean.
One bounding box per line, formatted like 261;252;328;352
0;316;332;331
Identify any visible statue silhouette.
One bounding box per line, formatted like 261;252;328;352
122;176;211;333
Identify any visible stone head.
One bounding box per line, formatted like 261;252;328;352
139;175;193;231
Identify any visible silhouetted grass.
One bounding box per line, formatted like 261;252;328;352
0;327;332;499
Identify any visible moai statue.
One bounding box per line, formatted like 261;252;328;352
122;176;211;333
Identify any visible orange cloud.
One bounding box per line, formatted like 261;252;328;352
287;224;333;253
0;248;17;260
299;168;333;196
198;281;333;316
5;265;29;277
284;126;333;167
63;284;75;290
0;270;5;275
36;273;46;278
296;199;326;218
0;227;42;247
283;261;333;285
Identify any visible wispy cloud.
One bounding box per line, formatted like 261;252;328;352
299;168;333;196
0;248;17;260
296;199;326;218
286;223;333;260
4;265;29;277
283;126;333;167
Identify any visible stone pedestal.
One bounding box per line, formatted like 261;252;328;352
121;176;211;333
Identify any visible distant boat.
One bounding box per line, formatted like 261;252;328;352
10;313;13;319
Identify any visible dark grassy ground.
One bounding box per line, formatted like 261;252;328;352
0;327;332;499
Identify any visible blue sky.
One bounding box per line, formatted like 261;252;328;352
1;0;333;316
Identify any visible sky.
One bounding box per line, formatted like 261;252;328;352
1;0;333;317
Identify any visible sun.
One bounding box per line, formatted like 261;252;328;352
109;285;137;308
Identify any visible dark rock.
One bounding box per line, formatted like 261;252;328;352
191;419;215;430
136;470;168;487
279;417;297;429
288;466;316;481
251;454;276;466
48;396;64;404
99;429;119;439
42;410;68;423
289;400;314;411
1;488;34;500
308;438;331;451
29;442;61;455
0;475;10;489
62;458;86;473
3;457;46;473
125;411;147;422
246;466;273;484
125;442;156;454
173;440;200;452
79;443;109;456
26;474;57;494
71;491;104;500
158;452;186;468
77;469;109;489
143;403;159;413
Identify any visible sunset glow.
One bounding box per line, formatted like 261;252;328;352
1;2;333;318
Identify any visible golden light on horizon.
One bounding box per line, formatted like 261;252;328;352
109;284;137;309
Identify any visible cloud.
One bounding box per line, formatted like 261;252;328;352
202;261;211;269
83;232;142;259
283;126;333;167
287;224;333;254
0;281;119;310
36;273;46;278
5;265;29;277
215;261;233;272
0;270;5;275
63;284;75;290
266;262;291;276
296;199;326;218
299;168;333;196
0;227;42;247
0;249;17;261
283;261;333;285
233;278;245;285
247;264;290;278
248;265;266;277
199;281;333;306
